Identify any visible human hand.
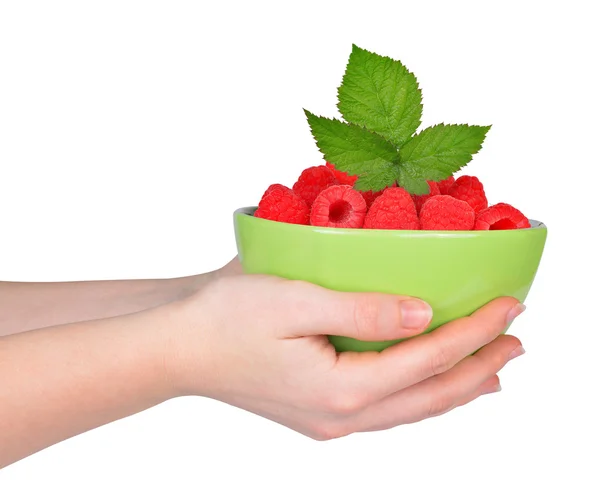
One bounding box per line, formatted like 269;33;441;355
167;275;525;440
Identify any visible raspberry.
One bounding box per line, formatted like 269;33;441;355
360;189;384;208
310;185;367;228
260;183;288;201
255;184;309;225
326;162;358;186
420;195;475;230
474;203;531;230
447;175;488;212
363;187;420;230
436;175;455;195
412;180;441;213
292;166;338;207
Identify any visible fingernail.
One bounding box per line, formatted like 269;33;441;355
482;383;502;395
506;303;526;325
399;300;432;329
508;345;526;361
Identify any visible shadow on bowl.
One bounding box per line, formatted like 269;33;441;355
234;207;547;352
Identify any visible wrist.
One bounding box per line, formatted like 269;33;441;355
165;270;221;303
121;302;190;402
147;260;242;398
161;257;240;308
160;282;222;399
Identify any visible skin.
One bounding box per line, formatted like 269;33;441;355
0;257;525;468
0;258;241;337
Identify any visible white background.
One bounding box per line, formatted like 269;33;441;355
1;1;598;498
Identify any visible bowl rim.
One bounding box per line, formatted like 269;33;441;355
234;206;547;236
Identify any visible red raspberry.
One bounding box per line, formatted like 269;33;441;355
436;175;455;195
255;184;309;225
260;183;288;201
292;166;338;207
448;175;488;212
474;203;531;230
326;162;358;186
310;185;367;228
412;180;441;214
420;195;475;230
360;189;384;208
363;187;420;230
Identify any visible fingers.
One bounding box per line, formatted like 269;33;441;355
351;334;521;432
475;374;502;398
332;296;521;403
282;281;432;341
435;374;502;417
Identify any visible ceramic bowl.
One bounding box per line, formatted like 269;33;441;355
234;207;547;352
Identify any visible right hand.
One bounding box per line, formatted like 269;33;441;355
166;273;525;440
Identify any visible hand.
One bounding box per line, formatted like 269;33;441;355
168;274;525;440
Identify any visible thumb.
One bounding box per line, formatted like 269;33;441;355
287;283;432;341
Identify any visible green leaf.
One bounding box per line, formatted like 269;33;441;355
399;124;491;182
396;173;430;195
304;110;399;192
337;44;423;148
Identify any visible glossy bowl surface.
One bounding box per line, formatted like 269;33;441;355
234;207;547;352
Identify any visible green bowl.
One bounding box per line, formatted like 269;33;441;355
234;207;547;352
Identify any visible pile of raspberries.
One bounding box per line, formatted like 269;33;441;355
254;163;530;231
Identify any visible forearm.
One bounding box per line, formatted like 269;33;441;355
0;302;181;468
0;273;211;337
